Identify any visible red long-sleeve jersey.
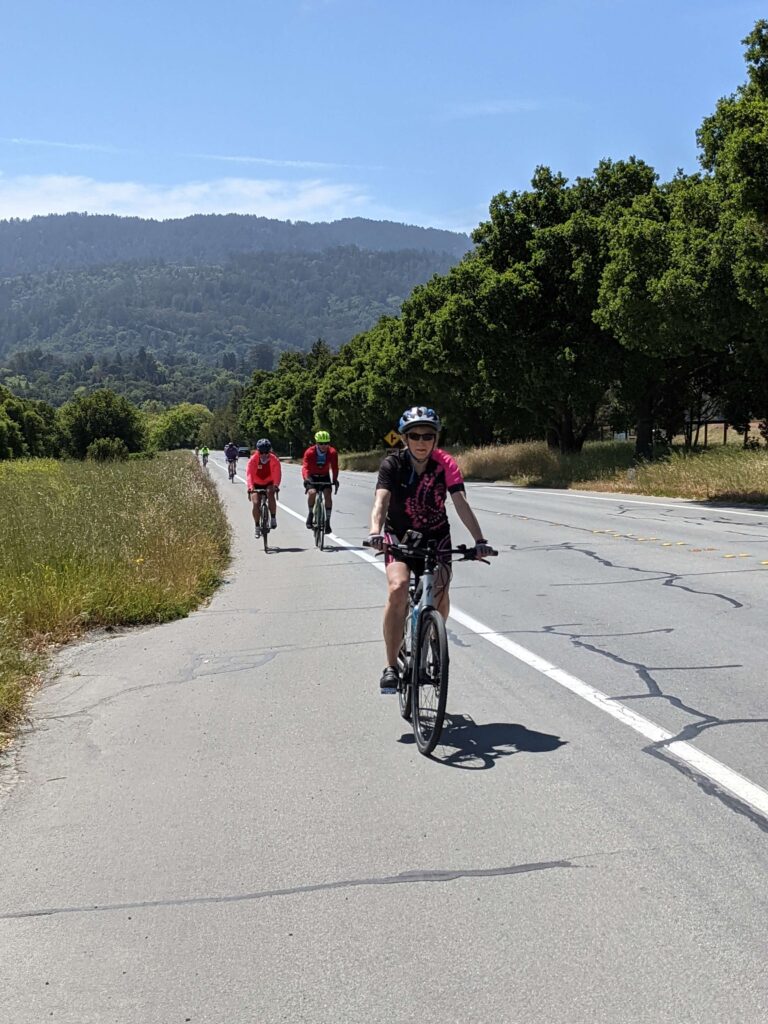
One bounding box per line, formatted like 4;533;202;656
301;444;338;482
246;452;282;490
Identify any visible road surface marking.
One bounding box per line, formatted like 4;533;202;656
492;489;768;518
215;460;768;824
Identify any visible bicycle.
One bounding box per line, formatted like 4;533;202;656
201;453;209;468
227;459;237;481
364;533;497;755
305;478;333;550
250;487;274;553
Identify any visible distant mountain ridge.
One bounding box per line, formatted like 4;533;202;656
0;213;471;277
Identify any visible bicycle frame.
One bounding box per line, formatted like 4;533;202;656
306;478;332;548
364;534;497;754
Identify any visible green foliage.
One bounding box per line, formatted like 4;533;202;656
147;402;213;450
0;213;470;277
0;247;461;409
86;437;130;461
57;388;146;458
0;385;58;459
239;340;333;450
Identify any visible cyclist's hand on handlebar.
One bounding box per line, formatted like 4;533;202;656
367;532;386;551
333;480;340;494
474;538;495;561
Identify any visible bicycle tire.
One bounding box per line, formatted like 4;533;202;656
261;502;270;554
397;601;413;721
411;608;449;755
314;494;325;551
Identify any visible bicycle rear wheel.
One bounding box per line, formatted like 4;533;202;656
314;496;325;550
412;608;449;755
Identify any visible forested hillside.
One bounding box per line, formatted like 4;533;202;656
0;213;470;276
0;246;460;406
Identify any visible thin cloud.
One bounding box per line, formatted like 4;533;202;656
191;152;382;172
1;136;127;155
0;174;373;221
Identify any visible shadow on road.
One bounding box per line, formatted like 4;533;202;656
424;712;567;769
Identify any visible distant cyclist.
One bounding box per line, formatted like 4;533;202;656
200;445;210;467
368;406;493;694
302;430;339;533
224;440;239;477
246;439;282;538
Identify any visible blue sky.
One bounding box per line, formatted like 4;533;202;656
1;0;764;232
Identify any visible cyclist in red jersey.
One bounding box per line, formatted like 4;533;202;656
302;429;339;533
368;406;493;694
246;439;282;539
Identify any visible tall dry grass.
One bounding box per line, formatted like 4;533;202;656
585;447;768;501
455;441;636;486
0;453;229;738
339;440;767;502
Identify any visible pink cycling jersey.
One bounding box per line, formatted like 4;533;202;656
376;448;464;540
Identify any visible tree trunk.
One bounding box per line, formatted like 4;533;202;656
634;390;654;461
545;426;559;450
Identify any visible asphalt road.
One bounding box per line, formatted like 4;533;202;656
1;453;767;1023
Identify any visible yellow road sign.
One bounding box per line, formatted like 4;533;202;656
383;430;400;447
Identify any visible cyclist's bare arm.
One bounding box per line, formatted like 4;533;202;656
370;488;390;535
450;490;486;543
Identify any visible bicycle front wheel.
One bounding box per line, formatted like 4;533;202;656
261;504;270;553
314;497;325;550
412;609;449;755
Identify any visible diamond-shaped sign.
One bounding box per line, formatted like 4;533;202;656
383;430;400;447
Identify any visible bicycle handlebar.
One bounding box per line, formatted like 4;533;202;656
363;539;497;561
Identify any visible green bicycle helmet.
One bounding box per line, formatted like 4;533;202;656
314;430;331;444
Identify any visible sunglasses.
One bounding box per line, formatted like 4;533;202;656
405;431;437;442
316;441;329;446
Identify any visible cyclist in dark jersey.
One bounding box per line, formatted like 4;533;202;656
368;406;493;694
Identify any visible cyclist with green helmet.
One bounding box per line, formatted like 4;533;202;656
302;430;339;533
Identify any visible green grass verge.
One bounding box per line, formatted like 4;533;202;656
0;453;230;742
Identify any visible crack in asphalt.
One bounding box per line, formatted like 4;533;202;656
541;622;768;830
542;543;746;609
0;859;575;921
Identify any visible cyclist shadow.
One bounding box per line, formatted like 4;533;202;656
420;712;567;770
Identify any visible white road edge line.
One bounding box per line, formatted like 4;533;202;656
214;459;768;821
488;488;768;519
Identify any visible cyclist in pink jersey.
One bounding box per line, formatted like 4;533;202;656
368;406;493;694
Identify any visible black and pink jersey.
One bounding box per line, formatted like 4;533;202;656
376;448;465;540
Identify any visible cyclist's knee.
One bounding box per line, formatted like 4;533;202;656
387;576;409;606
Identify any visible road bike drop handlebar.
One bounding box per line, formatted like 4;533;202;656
304;479;339;491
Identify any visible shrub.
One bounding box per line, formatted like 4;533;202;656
86;437;130;461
